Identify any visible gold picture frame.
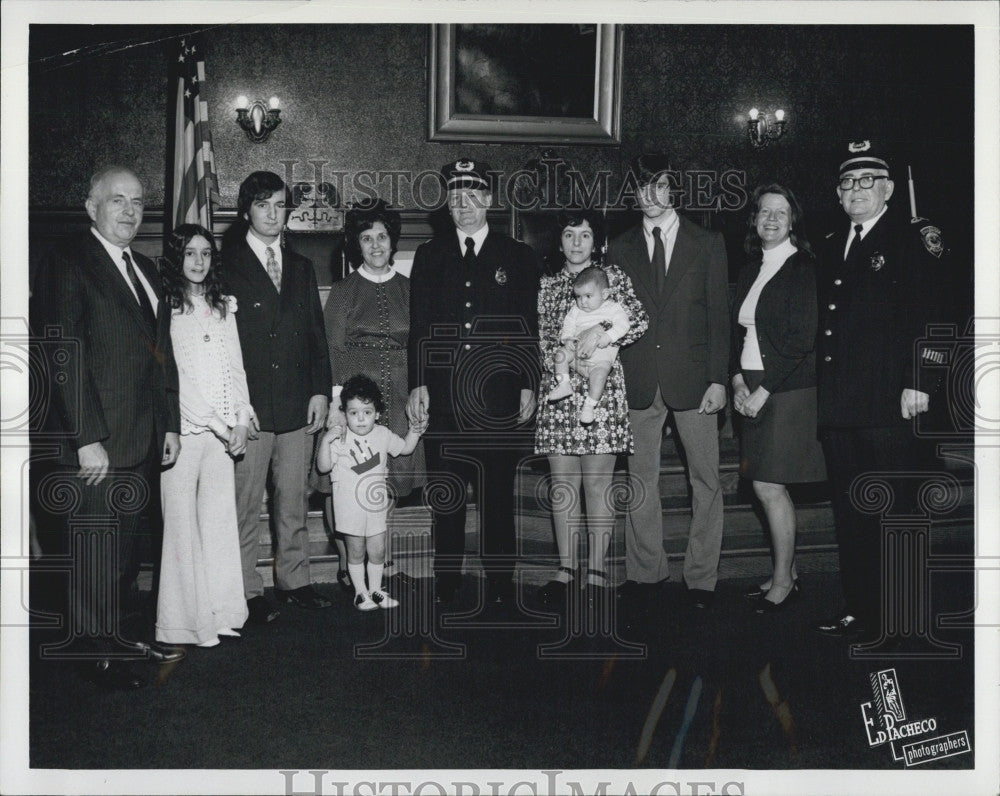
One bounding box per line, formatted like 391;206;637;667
428;23;623;145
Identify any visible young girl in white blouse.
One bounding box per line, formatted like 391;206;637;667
317;375;424;610
157;224;252;647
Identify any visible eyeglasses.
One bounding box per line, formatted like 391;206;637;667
838;175;888;191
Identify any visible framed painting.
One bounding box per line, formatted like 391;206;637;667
428;23;623;145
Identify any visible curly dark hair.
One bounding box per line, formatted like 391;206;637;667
160;224;227;315
555;209;607;264
743;183;814;260
343;199;402;269
340;373;386;414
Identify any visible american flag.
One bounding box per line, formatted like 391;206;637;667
171;34;219;230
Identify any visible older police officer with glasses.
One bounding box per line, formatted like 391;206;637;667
811;140;947;646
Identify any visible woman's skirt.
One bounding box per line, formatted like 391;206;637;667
737;370;827;484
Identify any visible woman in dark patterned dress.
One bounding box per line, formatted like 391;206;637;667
534;210;648;605
316;200;425;593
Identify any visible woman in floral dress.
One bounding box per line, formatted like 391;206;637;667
534;210;648;606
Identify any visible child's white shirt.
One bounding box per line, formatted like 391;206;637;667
559;299;630;345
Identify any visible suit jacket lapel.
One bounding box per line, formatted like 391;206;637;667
86;234;155;340
658;218;695;308
278;249;299;315
621;226;657;302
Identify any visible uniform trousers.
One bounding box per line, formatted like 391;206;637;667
423;431;520;586
821;425;922;630
626;387;724;589
234;428;312;598
158;432;248;644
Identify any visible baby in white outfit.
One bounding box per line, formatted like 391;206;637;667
545;266;630;424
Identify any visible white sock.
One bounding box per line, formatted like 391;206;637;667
367;562;385;594
348;563;367;597
583;396;598;407
555;373;569;383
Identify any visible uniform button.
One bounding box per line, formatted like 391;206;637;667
465;281;471;287
824;355;832;362
465;301;472;308
464;344;471;351
828;303;836;310
272;363;279;369
655;344;661;349
834;279;842;286
269;332;276;338
825;329;832;336
464;322;471;330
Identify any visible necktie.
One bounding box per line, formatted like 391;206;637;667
265;246;281;292
122;251;156;332
651;226;666;292
464;236;476;267
844;223;864;265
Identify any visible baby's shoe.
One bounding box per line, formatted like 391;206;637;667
354;592;377;611
546;378;573;403
370;589;399;609
579;398;597;425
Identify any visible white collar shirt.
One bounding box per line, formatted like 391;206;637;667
90;226;158;314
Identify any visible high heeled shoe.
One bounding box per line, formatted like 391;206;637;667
536;566;576;606
753;583;802;614
744;578;801;601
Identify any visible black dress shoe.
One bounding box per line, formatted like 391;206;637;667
584;568;611;608
686;588;715;609
487;577;515;605
247;595;280;624
434;575;460;605
615;580;644;600
753;585;801;614
336;569;352;594
116;639;186;663
811;614;867;638
80;659;145;691
744;578;801;601
385;571;420;593
274;584;333;609
536;566;575;606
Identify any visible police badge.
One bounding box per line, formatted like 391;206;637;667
870;253;885;271
920;225;944;258
494;267;508;285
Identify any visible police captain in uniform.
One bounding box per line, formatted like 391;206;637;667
407;159;541;606
811;140;946;644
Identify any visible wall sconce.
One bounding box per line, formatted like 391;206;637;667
236;95;281;143
746;107;787;148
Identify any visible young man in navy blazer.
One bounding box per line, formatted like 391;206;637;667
222;171;332;622
608;154;730;609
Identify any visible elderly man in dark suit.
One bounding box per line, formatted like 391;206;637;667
811;141;945;645
609;154;730;609
222;171;332;623
33;166;184;690
407;158;540;606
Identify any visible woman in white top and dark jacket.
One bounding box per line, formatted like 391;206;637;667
730;184;826;612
